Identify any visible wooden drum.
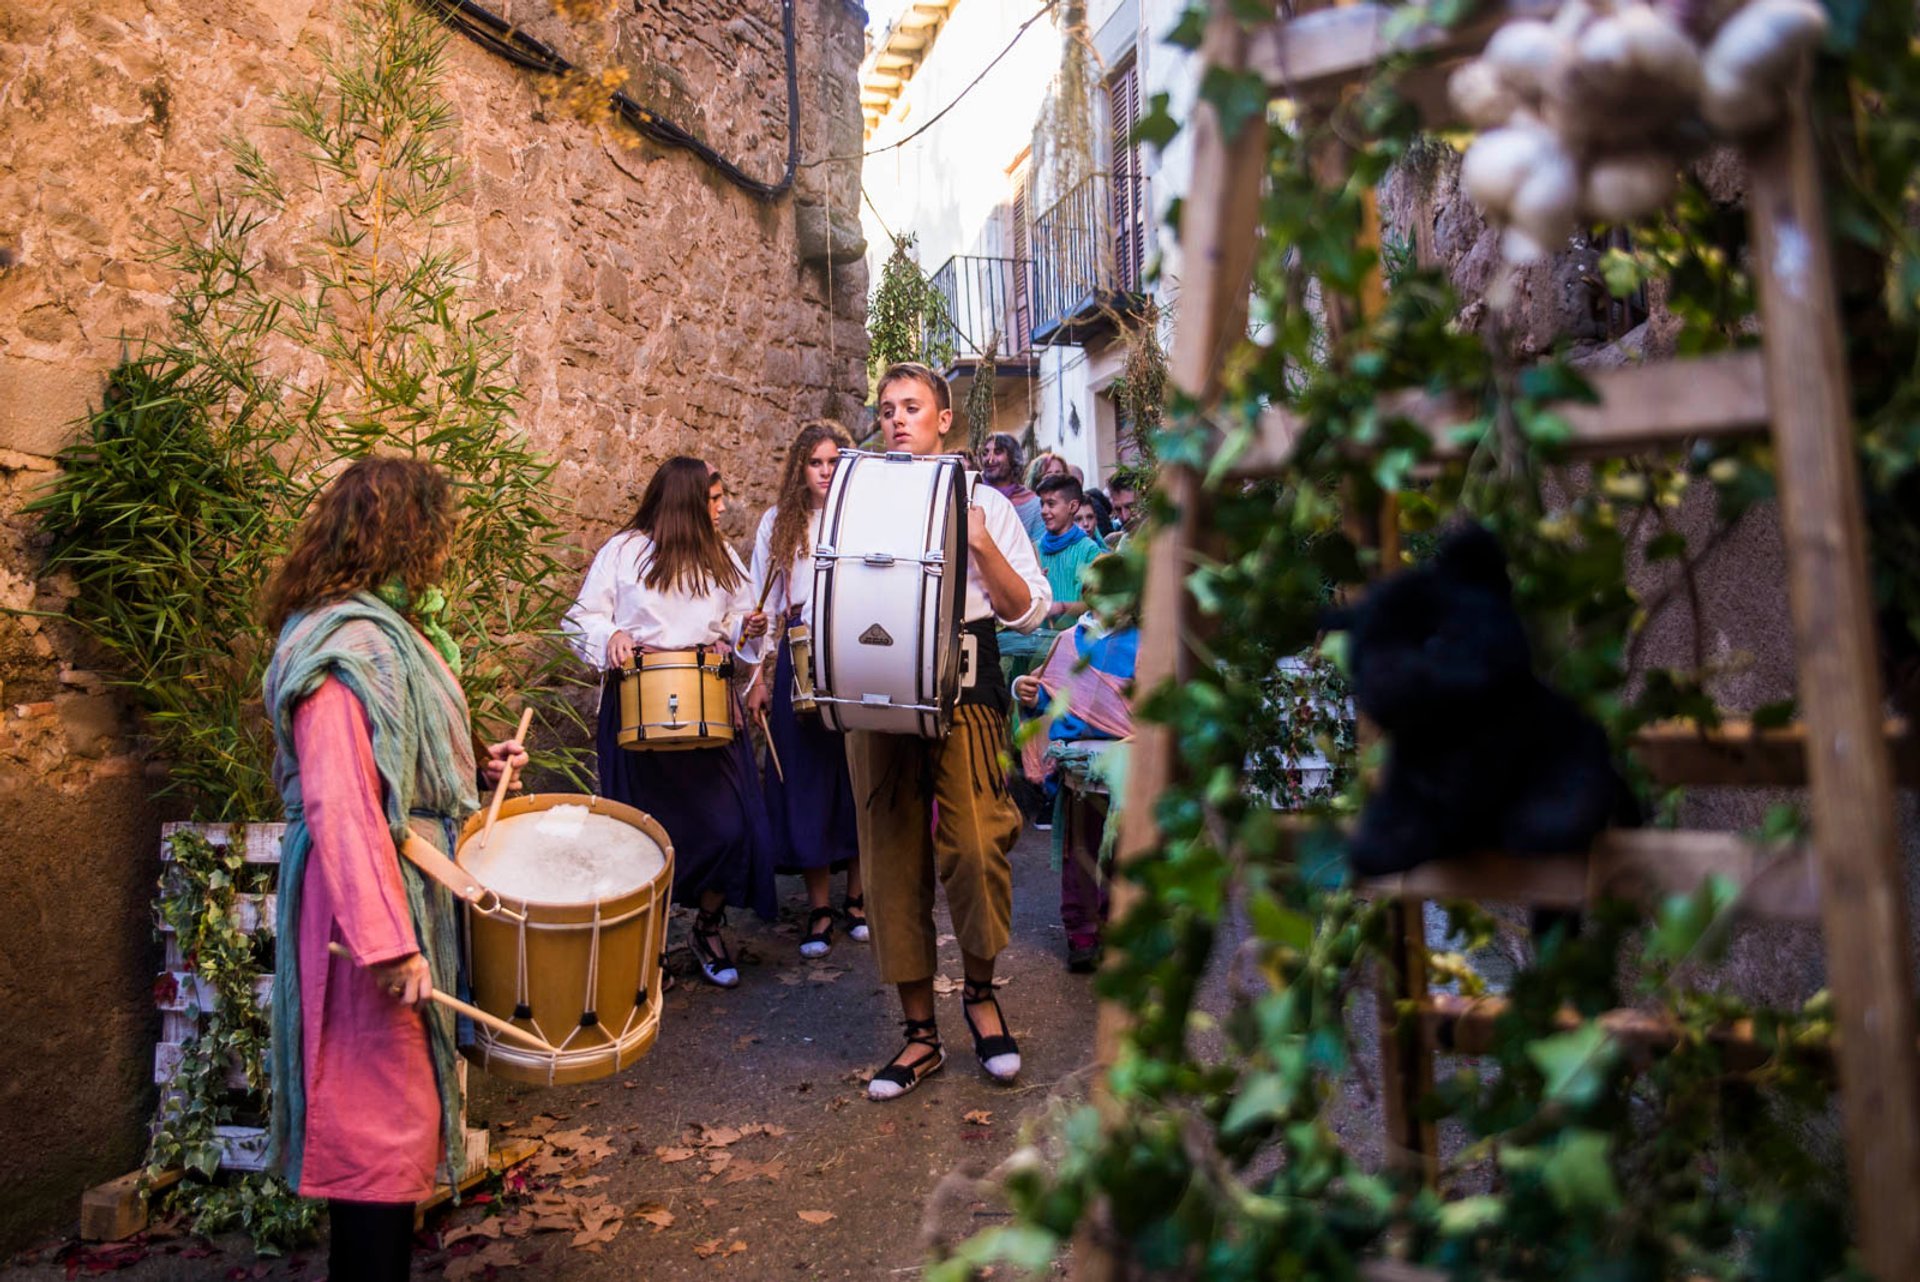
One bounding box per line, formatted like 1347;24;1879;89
455;794;674;1086
616;648;733;750
787;622;817;714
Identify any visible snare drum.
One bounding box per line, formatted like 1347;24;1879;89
456;794;674;1086
786;622;816;714
616;648;733;750
810;451;968;737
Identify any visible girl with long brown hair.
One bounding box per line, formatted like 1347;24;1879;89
741;421;865;958
261;456;526;1281
564;456;774;986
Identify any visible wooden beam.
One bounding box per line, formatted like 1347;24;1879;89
1232;349;1771;476
80;1169;185;1242
1419;993;1834;1074
1074;4;1269;1278
1250;1;1558;103
1361;829;1820;922
1748;102;1920;1281
1632;717;1918;788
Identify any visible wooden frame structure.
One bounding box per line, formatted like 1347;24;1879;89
1087;3;1920;1279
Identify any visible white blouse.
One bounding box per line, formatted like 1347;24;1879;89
742;504;824;660
965;480;1050;633
563;530;755;669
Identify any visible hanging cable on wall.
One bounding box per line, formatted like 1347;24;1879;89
415;0;799;201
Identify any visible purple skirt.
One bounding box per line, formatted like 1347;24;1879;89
765;632;861;874
594;679;776;921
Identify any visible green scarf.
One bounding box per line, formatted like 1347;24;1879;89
375;580;462;676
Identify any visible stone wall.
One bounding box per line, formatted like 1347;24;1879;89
0;0;868;1248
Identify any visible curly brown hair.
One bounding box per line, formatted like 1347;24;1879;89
767;420;854;583
263;456;456;631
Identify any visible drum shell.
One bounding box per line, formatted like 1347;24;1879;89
455;794;674;1086
810;452;968;737
616;648;734;750
787;623;816;714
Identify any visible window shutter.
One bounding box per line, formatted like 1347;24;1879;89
1107;60;1144;294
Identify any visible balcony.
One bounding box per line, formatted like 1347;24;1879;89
1028;172;1148;348
927;255;1037;380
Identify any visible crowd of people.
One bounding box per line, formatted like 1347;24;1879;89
259;367;1146;1277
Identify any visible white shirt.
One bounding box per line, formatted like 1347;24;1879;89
740;505;822;667
563;530;755;669
966;478;1050;633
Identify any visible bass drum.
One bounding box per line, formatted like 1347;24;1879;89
810;451;968;737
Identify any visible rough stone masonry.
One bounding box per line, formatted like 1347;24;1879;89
0;0;870;1248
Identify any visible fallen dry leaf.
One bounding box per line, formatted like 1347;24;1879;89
699;1124;744;1147
441;1217;503;1248
497;1209;537;1238
560;1174;609;1190
963;1110;994;1126
632;1203;676;1231
655;1146;697;1163
693;1238;724;1259
796;1210;836;1225
507;1114;562;1138
877;1121;897;1136
445;1241;518;1281
807;966;847;984
572;1219;622;1249
776;969;805;986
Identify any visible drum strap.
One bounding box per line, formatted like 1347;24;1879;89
957;619;1008;711
401;816;500;911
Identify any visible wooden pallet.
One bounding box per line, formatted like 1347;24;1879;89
1085;3;1920;1278
88;821;492;1241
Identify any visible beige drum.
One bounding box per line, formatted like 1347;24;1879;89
455;794;674;1087
616;647;733;750
787;622;817;714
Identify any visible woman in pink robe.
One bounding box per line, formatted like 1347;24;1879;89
262;458;525;1281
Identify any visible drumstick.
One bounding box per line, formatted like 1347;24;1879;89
477;707;535;851
756;708;785;783
754;567;785;614
327;942;552;1054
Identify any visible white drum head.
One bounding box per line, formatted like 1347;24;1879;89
462;803;668;903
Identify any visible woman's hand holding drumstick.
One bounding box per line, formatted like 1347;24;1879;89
478;707;534;850
329;943;552;1053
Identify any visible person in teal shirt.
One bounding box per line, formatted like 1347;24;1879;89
1031;474;1103;632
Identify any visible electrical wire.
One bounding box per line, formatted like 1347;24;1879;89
808;0;1064;168
414;0;799;201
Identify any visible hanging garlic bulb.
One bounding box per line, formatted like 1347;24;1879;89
1700;0;1828;133
1583;153;1679;221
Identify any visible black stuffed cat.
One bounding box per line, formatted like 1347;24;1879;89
1323;523;1634;878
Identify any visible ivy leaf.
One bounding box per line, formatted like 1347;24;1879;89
1644;531;1687;563
1645;873;1738;968
1542;1130;1622;1213
1222;1070;1294;1137
1199;66;1268;143
1526;1022;1616;1108
1163;5;1206;49
1248;895;1312;952
1133;93;1179;151
1518;363;1597;405
1436;1194;1505;1236
1750;698;1796;730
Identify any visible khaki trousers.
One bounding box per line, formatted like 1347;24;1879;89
845;704;1022;984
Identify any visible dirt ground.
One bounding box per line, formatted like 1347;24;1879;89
3;825;1104;1281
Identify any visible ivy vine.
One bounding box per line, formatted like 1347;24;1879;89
937;2;1915;1279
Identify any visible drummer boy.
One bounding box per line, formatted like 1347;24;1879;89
847;362;1051;1100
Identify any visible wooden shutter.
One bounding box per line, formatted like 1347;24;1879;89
1107;59;1144;294
1011;166;1032;355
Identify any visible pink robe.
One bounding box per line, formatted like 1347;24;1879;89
290;676;442;1203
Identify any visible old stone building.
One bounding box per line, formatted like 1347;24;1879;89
0;0;868;1247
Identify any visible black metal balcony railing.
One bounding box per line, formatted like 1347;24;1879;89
928;255;1036;373
1029;172;1147;348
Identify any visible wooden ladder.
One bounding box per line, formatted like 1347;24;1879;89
1095;3;1920;1278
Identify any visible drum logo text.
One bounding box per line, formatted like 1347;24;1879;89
858;623;895;647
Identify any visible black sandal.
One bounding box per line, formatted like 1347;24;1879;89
961;980;1021;1082
867;1016;944;1101
799;906;836;959
842;893;870;943
691;908;740;988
